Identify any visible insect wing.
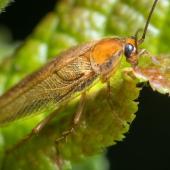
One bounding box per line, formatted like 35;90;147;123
0;41;97;124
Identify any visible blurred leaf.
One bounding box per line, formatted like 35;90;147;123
0;26;17;61
0;26;18;95
0;0;13;12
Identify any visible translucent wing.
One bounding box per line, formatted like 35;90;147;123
0;42;97;124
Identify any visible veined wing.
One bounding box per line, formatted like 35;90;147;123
0;41;97;125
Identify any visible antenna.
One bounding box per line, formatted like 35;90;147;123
138;0;158;44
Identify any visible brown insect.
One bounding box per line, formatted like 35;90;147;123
0;0;158;148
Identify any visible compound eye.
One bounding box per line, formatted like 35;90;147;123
124;43;135;58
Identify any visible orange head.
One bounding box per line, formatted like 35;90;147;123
90;38;125;76
90;37;138;77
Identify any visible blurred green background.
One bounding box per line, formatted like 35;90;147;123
0;0;170;170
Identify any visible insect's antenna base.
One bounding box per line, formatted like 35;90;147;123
139;0;158;43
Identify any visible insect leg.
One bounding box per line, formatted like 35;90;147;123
56;92;86;143
6;107;63;154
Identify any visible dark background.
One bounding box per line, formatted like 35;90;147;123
0;0;170;170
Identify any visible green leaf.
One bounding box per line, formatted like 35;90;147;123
2;58;140;169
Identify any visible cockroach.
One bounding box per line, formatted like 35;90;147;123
0;0;158;149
